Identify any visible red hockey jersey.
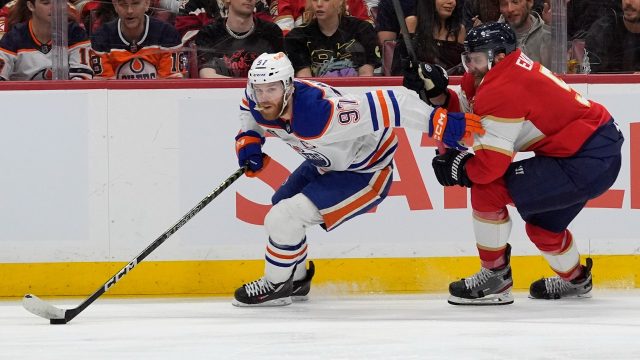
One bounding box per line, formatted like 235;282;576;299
451;49;612;185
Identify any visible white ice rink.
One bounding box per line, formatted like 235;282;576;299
3;291;640;359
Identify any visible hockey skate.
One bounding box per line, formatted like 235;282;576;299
232;273;294;307
529;258;593;300
291;261;315;302
448;244;514;305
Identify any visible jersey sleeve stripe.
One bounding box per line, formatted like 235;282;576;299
387;90;401;126
321;166;392;231
349;128;389;169
367;131;397;166
365;92;380;131
472;143;514;157
375;90;391;128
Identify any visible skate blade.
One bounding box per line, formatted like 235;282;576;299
231;297;293;307
528;292;593;300
291;295;309;302
448;292;514;306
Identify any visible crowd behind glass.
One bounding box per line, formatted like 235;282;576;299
0;0;637;80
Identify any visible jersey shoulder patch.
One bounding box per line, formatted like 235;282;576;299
290;81;334;139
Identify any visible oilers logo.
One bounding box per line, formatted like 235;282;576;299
290;144;331;167
117;57;158;79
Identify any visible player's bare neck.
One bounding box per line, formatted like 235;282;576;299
226;12;254;33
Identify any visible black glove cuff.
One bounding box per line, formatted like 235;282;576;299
426;91;451;108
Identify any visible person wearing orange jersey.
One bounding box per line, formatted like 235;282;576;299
90;0;186;79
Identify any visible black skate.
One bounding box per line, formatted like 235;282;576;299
232;273;294;307
291;261;315;302
448;244;514;305
529;258;593;300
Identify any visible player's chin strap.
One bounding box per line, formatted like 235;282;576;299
277;84;295;118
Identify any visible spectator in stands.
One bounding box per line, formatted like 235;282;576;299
0;0;93;80
195;0;282;78
75;0;118;36
274;0;371;33
585;0;640;73
284;0;380;77
0;0;80;39
90;0;186;79
498;0;550;67
175;0;273;38
407;0;466;75
464;0;542;29
567;1;621;40
374;0;415;75
462;0;500;29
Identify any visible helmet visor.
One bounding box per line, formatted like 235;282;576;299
461;51;492;73
252;81;286;104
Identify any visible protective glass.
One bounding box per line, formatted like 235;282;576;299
461;51;492;73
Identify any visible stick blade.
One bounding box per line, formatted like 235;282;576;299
23;294;66;322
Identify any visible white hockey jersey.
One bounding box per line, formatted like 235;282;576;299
0;20;92;80
240;79;434;173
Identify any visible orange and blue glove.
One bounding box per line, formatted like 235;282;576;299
429;108;485;150
235;130;268;177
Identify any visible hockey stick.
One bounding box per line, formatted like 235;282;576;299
391;0;447;153
23;165;247;324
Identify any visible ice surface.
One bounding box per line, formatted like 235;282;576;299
2;291;640;359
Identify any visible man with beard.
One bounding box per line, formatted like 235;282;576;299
403;22;623;305
585;0;640;73
498;0;550;67
195;0;283;78
231;52;483;306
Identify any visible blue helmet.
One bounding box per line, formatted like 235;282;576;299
464;22;517;56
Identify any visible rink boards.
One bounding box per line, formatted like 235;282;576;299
1;76;639;297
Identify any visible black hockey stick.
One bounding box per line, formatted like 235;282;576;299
23;165;247;324
392;0;446;153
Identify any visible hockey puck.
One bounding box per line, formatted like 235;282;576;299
50;318;67;325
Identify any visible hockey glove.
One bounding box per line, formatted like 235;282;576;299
403;62;449;99
432;149;474;187
235;130;266;177
429;108;485;150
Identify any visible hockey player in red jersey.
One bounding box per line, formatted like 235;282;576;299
404;22;624;305
231;52;484;306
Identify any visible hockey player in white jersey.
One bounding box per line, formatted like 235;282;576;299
232;52;484;306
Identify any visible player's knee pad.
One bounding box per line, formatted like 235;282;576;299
264;194;323;246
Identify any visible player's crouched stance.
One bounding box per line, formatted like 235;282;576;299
407;23;623;305
231;52;484;306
